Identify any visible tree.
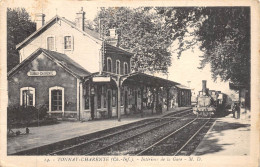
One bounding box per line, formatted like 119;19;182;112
94;7;172;74
7;8;36;72
156;7;250;89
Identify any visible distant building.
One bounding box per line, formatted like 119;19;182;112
175;85;192;107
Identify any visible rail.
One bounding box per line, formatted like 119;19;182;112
136;118;198;155
49;110;193;155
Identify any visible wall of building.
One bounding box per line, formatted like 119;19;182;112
103;52;131;74
8;53;78;116
18;18;101;73
80;82;145;121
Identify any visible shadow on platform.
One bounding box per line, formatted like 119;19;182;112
194;121;250;156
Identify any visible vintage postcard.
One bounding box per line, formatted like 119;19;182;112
0;0;259;167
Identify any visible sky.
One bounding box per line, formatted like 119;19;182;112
7;1;237;96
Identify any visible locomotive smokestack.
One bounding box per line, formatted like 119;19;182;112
202;80;207;93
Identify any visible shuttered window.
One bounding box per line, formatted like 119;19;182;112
64;36;72;49
47;37;54;50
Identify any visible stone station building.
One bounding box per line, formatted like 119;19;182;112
7;8;191;121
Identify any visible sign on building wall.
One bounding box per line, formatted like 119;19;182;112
93;77;111;82
27;71;56;76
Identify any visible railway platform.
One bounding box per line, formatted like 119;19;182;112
192;113;250;156
7;107;191;154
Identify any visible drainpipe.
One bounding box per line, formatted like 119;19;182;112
117;76;121;122
78;81;83;121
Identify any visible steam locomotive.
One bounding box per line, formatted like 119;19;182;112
193;80;227;117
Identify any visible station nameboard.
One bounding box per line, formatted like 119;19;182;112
93;77;111;82
27;71;56;76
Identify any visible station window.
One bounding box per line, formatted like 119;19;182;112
107;57;112;72
124;62;128;75
20;87;35;107
51;90;62;111
64;36;73;50
47;36;55;51
49;86;64;112
116;60;120;74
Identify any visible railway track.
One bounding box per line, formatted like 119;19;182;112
12;109;192;155
12;109;194;155
174;119;215;156
136;118;215;156
86;117;194;155
50;110;193;155
12;118;155;155
94;116;214;155
162;109;192;118
99;117;197;155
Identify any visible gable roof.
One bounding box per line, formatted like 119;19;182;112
121;72;180;87
16;15;134;57
8;48;91;79
104;42;134;57
16;15;102;50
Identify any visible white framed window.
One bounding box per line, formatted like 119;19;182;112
49;86;64;112
20;87;35;107
107;57;112;72
124;62;128;75
64;35;74;50
116;60;120;74
46;35;55;51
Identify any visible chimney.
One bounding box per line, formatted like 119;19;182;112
109;29;117;38
75;7;85;31
107;29;119;46
35;13;45;30
202;80;207;93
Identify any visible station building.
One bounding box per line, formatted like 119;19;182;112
8;9;191;121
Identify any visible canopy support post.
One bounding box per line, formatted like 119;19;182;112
152;87;155;115
156;87;159;114
167;87;170;111
116;77;121;122
141;86;144;117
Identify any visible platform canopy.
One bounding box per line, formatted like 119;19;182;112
121;72;180;88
